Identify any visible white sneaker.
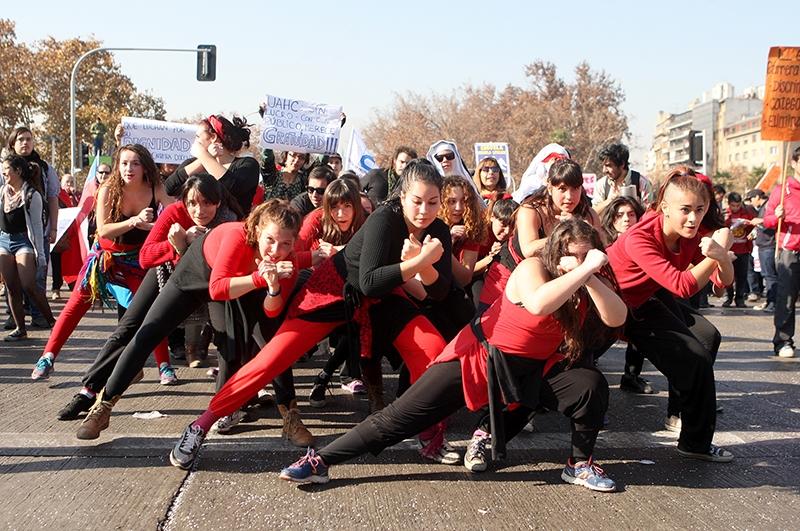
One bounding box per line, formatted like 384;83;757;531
664;414;682;433
212;410;246;434
777;345;795;358
464;430;491;472
418;437;461;465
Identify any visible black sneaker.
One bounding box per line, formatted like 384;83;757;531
721;299;733;308
309;372;330;408
619;372;655;394
30;316;54;329
734;300;747;308
3;316;17;330
57;393;95;420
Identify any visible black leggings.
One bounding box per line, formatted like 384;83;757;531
318;360;609;465
626;293;719;453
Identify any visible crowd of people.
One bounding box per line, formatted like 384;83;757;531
3;117;799;494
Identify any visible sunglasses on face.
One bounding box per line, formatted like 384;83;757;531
307;186;326;196
434;152;456;162
97;170;110;175
481;166;500;173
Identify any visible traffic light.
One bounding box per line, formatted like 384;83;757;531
688;130;705;167
196;45;216;81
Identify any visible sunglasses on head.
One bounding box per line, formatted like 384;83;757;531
434;152;456;162
307;186;326;196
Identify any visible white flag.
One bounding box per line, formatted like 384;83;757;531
344;129;377;177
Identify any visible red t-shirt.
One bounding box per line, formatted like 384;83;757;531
139;202;195;269
434;292;579;411
725;206;755;255
202;222;306;315
296;207;324;251
607;211;723;309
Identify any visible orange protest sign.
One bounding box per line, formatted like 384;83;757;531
762;47;800;142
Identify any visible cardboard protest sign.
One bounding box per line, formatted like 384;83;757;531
344;129;377;177
761;47;800;142
259;94;342;154
120;117;197;164
474;142;514;191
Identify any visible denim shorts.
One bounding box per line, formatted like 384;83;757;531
0;230;35;256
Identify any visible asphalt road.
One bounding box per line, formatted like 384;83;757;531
0;295;797;530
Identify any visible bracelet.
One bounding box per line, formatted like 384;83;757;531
268;286;282;297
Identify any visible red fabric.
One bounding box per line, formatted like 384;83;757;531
607;213;710;308
725;206;755;255
202;221;300;306
44;265;168;365
295;207;324;252
251;184;265;208
434;293;572;411
763;177;800;251
139;202;195;269
58;189;80;208
207;313;444;420
453;238;481;262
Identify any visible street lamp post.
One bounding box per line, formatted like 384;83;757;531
69;46;215;170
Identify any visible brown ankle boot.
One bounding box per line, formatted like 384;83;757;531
185;345;207;369
76;390;119;440
277;400;315;447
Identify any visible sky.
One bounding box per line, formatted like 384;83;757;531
4;0;798;168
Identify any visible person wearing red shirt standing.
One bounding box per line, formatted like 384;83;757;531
763;146;800;358
606;167;735;462
723;191;756;308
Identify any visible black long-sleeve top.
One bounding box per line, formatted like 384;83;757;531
335;202;452;300
165;157;259;215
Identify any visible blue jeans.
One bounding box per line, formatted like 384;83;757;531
758;245;777;305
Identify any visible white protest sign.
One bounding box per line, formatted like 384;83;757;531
51;207;79;250
259;94;342;154
120;117;198;164
344;129;377;177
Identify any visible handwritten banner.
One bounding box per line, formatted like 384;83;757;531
761;47;800;142
259;94;342;154
120;117;197;164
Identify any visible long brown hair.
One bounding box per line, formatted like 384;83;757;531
103;144;161;224
537;219;619;366
321;179;366;246
244;199;302;247
438;176;487;243
473;157;508;197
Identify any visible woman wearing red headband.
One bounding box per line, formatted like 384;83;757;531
165;115;258;215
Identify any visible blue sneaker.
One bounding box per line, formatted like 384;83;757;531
279;448;330;484
31;356;54;380
561;457;616;492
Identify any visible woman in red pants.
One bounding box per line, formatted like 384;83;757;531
32;144;174;381
170;160;454;470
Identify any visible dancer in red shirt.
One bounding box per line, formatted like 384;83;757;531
606;167;735;462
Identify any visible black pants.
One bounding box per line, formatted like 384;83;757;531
773;249;800;351
51;251;63;291
81;268;164;392
321;330;362;383
626;293;719;453
318;360;608;465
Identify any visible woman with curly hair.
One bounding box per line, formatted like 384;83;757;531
75;200;309;440
280;219;627;492
32;144;174;381
438;176;487;288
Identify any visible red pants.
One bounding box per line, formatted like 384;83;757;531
44;272;169;365
207;315;446;419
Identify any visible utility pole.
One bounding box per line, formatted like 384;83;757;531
69;46;216;170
